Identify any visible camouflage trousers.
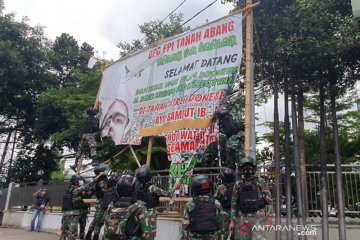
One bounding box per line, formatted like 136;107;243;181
226;132;244;170
60;212;80;240
78;208;89;235
76;133;97;159
147;208;157;239
233;212;268;240
219;210;232;240
88;202;106;234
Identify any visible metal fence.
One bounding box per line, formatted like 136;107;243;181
3;166;360;218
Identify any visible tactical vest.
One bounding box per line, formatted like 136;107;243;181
62;188;85;211
219;183;235;211
84;116;99;134
220;114;241;138
101;190;117;209
95;177;108;199
134;182;159;209
107;198;141;240
189;197;219;234
236;177;266;213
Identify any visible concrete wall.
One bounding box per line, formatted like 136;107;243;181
2;211;360;240
2;210;182;240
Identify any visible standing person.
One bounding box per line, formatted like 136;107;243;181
78;176;93;239
60;172;104;240
214;168;236;240
104;175;152;240
71;107;100;171
30;189;50;232
134;165;168;239
85;164;109;240
181;175;223;240
229;156;274;240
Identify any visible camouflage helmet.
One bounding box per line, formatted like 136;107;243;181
94;164;108;176
191;175;212;196
239;156;257;175
220;167;235;183
116;175;136;197
239;156;257;168
135;165;151;183
87;107;99;116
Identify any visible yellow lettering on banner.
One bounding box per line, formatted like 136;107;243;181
139;118;213;136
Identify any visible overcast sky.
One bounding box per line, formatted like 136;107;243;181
4;0;234;60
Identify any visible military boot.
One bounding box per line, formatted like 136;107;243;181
92;234;99;240
84;232;92;240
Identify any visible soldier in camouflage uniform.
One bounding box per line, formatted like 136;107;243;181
215;107;245;170
229;157;274;240
60;173;105;240
71;107;100;171
104;175;152;240
134;165;169;239
181;175;223;240
78;176;93;239
214;168;236;240
85;164;109;240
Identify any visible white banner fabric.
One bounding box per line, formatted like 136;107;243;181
98;13;243;148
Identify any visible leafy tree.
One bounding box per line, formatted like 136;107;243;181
117;13;189;57
7;144;60;182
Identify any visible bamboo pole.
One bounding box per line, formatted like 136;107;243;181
80;146;130;174
146;137;154;167
129;145;141;167
244;0;253;157
76;154;84;175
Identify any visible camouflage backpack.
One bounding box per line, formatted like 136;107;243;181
104;198;141;240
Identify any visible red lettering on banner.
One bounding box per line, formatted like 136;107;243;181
176;31;202;48
203;21;235;39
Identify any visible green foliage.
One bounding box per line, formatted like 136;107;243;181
51;160;67;181
117;13;190;57
7;144;60;182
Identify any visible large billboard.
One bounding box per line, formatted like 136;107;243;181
352;0;360;19
98;12;243;161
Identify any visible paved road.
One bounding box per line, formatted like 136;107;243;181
0;227;58;240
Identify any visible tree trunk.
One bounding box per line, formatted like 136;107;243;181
284;76;293;240
319;83;329;240
290;77;305;239
273;71;281;239
297;82;309;218
0;130;13;173
330;78;346;240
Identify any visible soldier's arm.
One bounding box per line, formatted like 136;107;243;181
259;178;274;216
180;202;191;240
215;200;225;232
214;185;226;201
137;204;152;239
230;181;239;220
149;184;168;197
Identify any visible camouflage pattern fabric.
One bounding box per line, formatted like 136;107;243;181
147;184;168;238
78;207;89;236
226;131;244;170
230;176;274;240
87;201;106;235
60;181;95;240
181;195;224;240
214;184;232;240
104;200;152;240
75;133;97;159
